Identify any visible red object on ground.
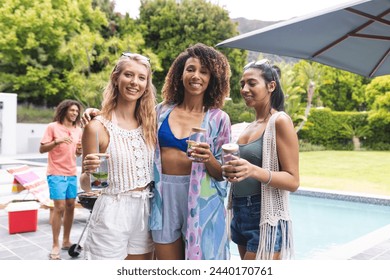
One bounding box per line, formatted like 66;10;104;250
5;202;40;234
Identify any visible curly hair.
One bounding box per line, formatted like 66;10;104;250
100;54;157;148
162;43;231;110
53;99;82;126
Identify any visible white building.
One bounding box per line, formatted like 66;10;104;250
0;93;47;156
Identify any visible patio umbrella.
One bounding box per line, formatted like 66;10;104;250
216;0;390;78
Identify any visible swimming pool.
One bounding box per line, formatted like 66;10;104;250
229;192;390;260
291;193;390;259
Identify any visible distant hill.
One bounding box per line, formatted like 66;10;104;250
230;17;298;63
232;17;280;34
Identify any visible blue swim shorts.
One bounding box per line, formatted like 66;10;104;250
231;193;283;253
47;175;78;200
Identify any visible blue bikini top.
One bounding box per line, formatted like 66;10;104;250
158;112;189;153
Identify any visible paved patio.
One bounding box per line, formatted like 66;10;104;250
0;204;90;260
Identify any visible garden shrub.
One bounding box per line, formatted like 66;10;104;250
297;108;387;150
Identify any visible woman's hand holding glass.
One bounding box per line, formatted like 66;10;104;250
83;153;109;174
83;153;110;189
186;127;211;162
221;143;240;181
222;156;239;181
187;141;212;162
222;157;252;182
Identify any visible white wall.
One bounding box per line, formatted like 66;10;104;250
16;123;48;154
0;93;17;155
0;93;49;156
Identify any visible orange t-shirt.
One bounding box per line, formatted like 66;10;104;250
40;122;82;176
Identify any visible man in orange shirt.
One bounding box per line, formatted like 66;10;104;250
40;99;83;260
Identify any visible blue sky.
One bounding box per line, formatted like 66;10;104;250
113;0;355;21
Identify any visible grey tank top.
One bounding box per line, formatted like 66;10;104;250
232;133;263;197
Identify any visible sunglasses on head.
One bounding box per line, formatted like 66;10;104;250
121;52;150;63
244;59;275;81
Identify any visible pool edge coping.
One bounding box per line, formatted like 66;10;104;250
294;186;390;206
308;224;390;260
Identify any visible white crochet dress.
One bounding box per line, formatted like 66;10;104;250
95;116;154;195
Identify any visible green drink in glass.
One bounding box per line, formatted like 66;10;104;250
91;155;109;189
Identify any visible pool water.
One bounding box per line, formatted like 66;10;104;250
229;194;390;260
19;157;83;166
290;194;390;259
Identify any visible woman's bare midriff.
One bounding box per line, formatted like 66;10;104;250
161;148;192;175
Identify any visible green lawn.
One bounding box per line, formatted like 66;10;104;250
299;151;390;196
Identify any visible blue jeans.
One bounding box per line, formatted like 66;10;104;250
231;193;282;253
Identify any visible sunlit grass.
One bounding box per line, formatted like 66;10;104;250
17;106;54;123
299;151;390;196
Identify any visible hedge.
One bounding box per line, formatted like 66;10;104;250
298;108;390;150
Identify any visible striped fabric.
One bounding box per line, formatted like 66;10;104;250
7;165;53;207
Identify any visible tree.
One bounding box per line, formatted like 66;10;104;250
61;15;161;107
138;0;246;99
0;0;108;106
316;65;367;111
292;61;324;132
0;0;161;108
340;123;370;151
277;62;307;131
365;76;390;111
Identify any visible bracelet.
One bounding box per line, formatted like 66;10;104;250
264;169;272;186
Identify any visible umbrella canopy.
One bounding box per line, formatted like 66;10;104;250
217;0;390;78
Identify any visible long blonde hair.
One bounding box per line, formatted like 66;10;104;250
100;54;157;148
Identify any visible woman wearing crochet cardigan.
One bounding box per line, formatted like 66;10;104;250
222;60;299;260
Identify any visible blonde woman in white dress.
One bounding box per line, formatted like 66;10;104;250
80;52;156;260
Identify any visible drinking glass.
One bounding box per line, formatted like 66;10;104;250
187;127;207;162
90;155;109;189
222;143;240;179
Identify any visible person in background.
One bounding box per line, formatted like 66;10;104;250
39;99;83;260
80;52;156;260
150;43;232;260
222;59;299;260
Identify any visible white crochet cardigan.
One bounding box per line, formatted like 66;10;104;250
256;111;294;260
